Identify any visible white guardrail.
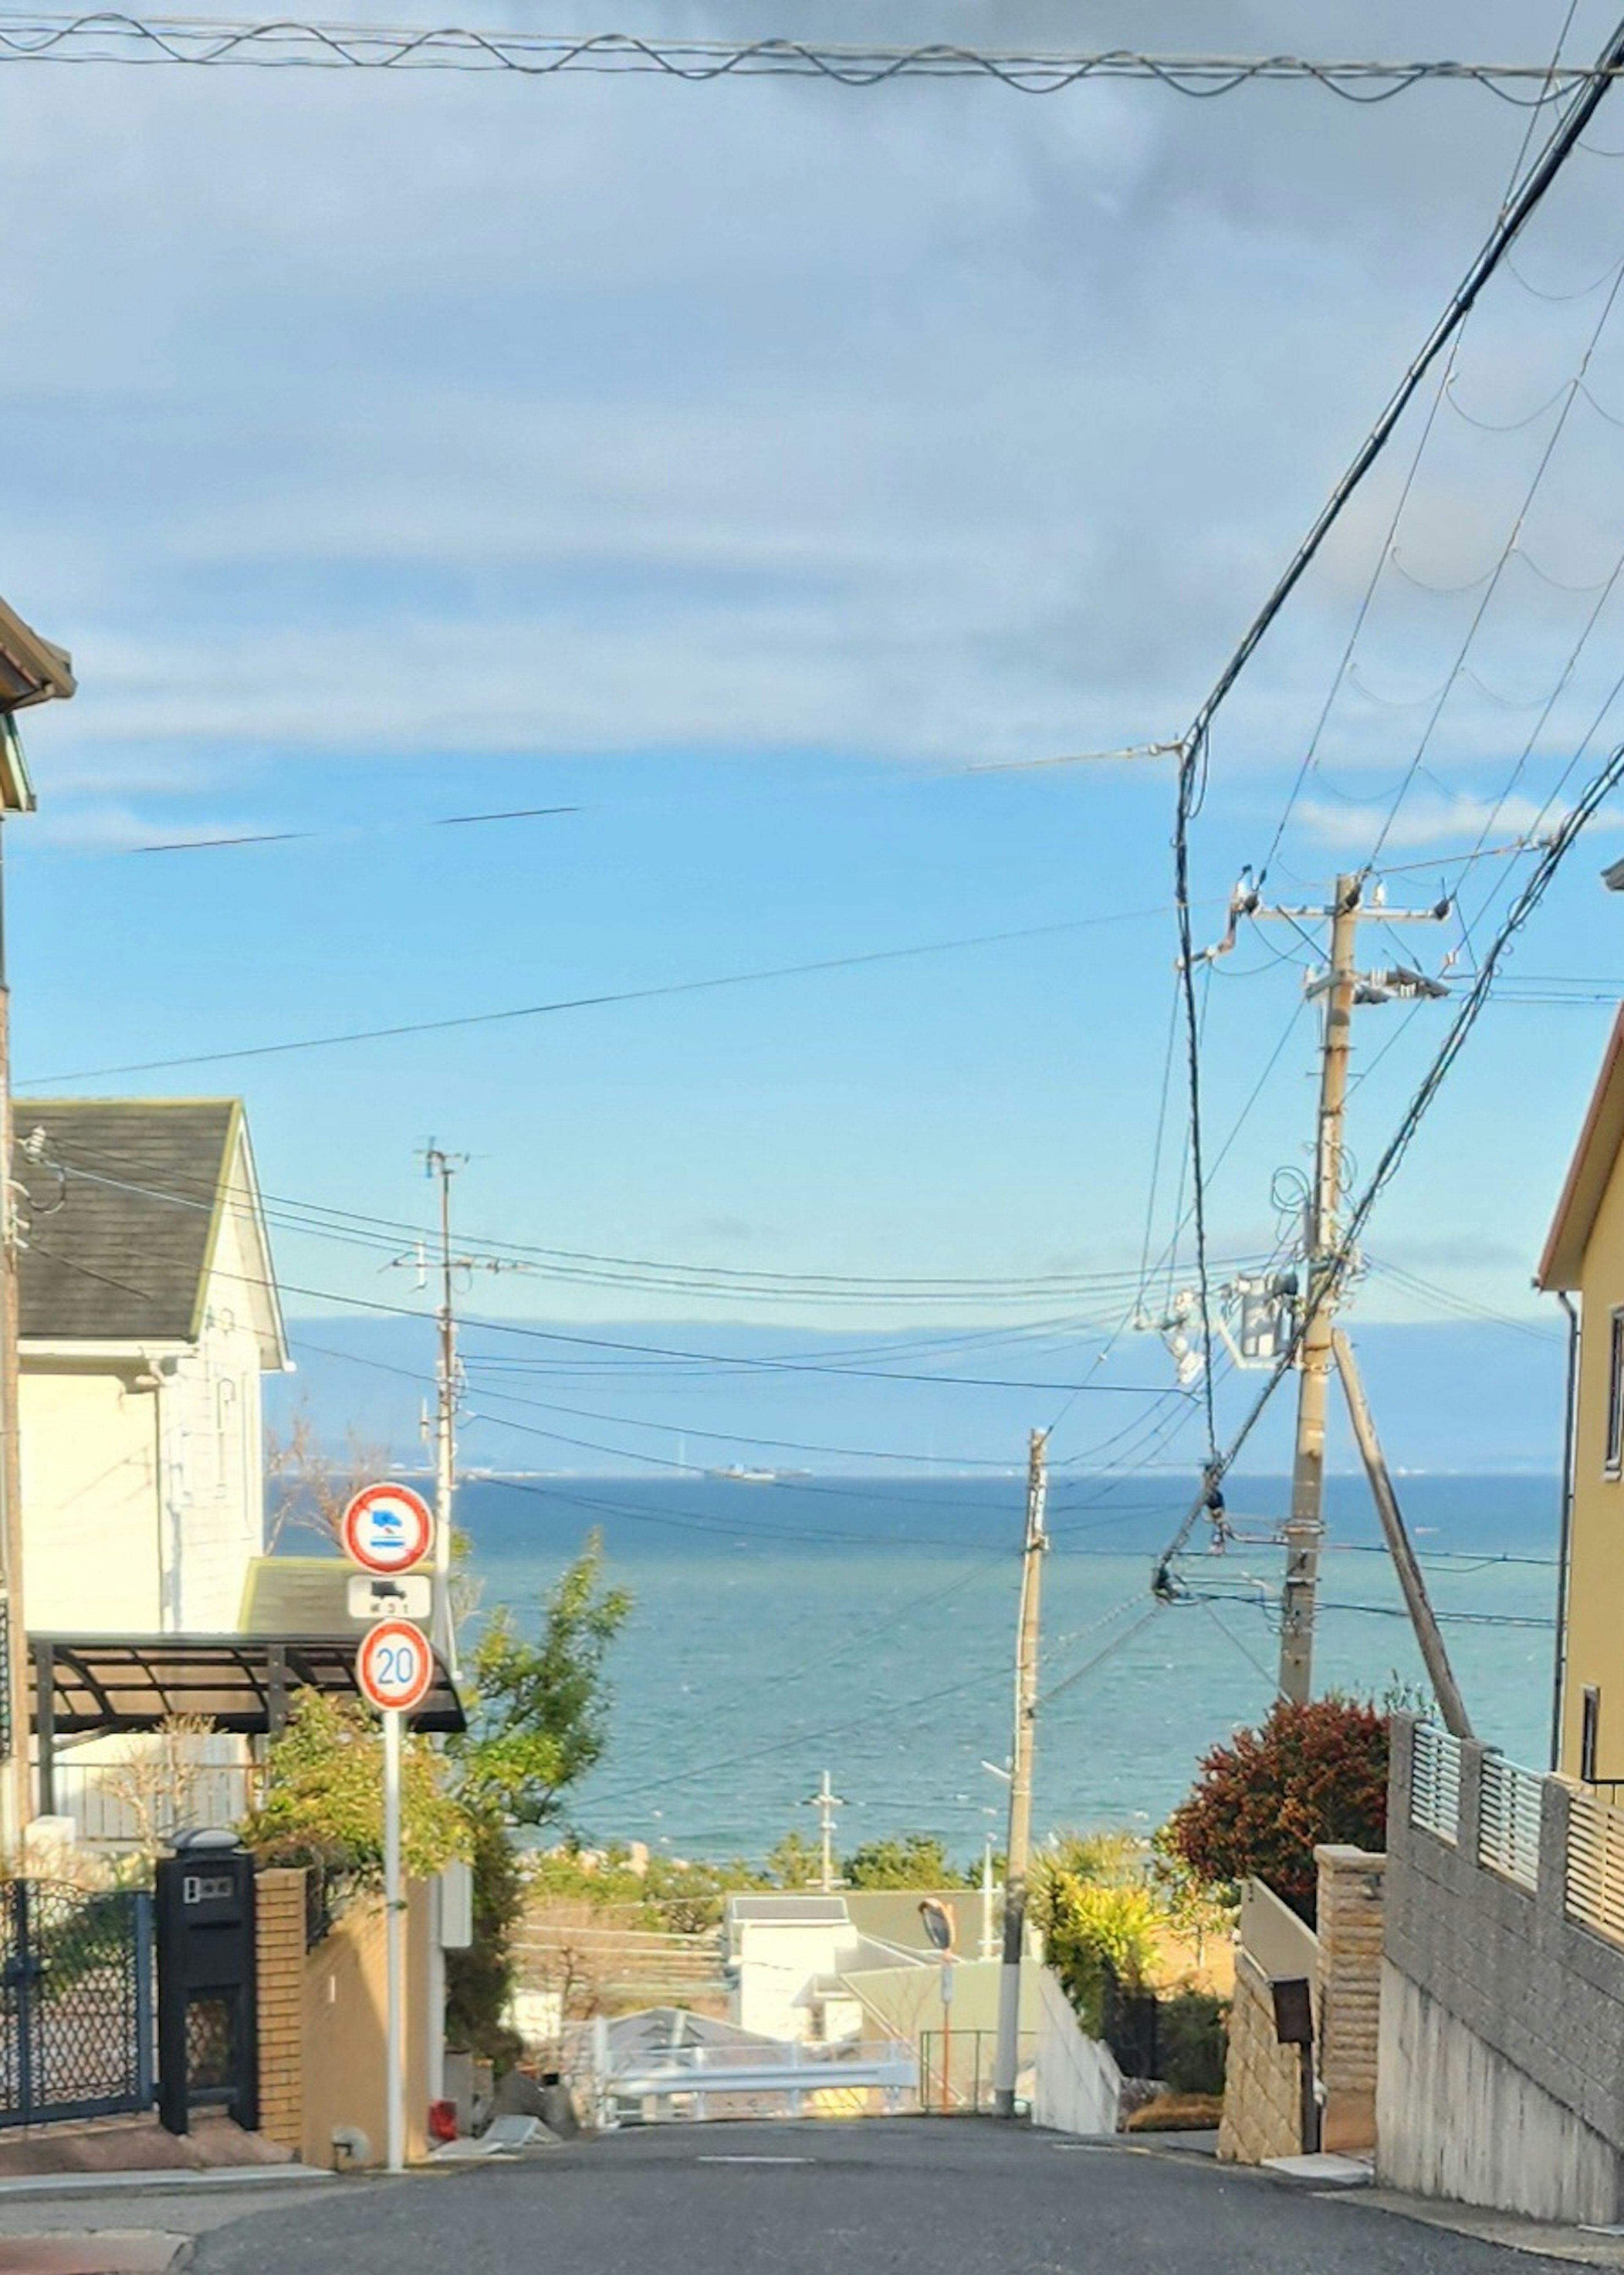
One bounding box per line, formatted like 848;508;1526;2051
593;2038;917;2124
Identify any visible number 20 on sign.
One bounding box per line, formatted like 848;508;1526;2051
356;1618;434;1714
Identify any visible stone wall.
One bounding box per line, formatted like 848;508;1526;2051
255;1868;307;2154
1315;1846;1385;2152
1218;1948;1305;2165
1380;1717;1624;2225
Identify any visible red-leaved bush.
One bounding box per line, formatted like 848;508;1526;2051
1163;1697;1388;1923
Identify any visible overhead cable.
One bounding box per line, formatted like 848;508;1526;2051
0;19;1617;96
1166;5;1624;1472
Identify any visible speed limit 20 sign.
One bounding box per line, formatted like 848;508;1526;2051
355;1618;435;1714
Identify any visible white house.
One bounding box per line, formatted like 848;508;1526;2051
15;1097;288;1636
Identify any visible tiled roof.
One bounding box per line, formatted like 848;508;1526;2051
14;1098;241;1342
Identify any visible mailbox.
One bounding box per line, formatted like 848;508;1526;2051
155;1833;259;2137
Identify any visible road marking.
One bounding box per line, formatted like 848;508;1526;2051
697;2155;814;2165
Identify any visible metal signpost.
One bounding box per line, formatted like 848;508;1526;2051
919;1899;955;2116
342;1484;436;2176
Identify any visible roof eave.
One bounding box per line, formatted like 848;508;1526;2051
0;596;75;714
1536;1003;1624;1293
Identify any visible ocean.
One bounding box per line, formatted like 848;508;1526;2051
453;1468;1562;1867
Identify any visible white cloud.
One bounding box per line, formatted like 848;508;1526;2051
1298;789;1624;851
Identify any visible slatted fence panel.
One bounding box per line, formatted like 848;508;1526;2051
1566;1786;1624;1946
1477;1753;1543;1890
1409;1724;1462;1844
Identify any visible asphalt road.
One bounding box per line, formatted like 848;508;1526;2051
187;2121;1573;2275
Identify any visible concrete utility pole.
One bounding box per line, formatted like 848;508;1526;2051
809;1769;844;1892
426;1147;460;1681
1237;874;1450;1706
994;1428;1048;2120
1277;874;1361;1707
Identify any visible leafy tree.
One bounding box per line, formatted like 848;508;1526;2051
1042;1875;1161;2036
453;1533;632;1827
1163;1696;1388;1924
765;1830;823;1889
842;1835;968;1890
241;1691;470;1886
446;1536;632;2059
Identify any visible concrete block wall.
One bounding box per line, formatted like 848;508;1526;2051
1315;1846;1385;2152
1380;1716;1624;2224
255;1868;307;2155
1218;1949;1304;2165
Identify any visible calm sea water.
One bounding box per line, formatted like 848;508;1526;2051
453;1469;1561;1867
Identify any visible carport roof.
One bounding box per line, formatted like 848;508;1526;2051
28;1632;464;1738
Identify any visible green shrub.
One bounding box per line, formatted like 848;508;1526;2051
1157;1989;1228;2096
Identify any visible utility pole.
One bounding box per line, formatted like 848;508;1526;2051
1276;874;1360;1706
994;1427;1048;2120
425;1147;460;1682
809;1769;844;1892
1239;874;1450;1706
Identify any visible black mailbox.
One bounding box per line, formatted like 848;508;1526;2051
155;1836;259;2137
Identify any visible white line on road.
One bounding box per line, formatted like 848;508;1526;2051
697;2156;814;2166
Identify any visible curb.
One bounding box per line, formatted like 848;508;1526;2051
0;2232;193;2273
0;2170;337;2204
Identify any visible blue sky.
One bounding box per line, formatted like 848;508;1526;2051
5;0;1624;1475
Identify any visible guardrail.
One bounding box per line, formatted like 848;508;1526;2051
593;2037;917;2124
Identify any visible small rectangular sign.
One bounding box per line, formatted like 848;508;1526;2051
348;1572;433;1623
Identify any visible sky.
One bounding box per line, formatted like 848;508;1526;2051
5;0;1624;1475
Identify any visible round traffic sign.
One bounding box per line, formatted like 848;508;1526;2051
340;1483;435;1576
355;1619;435;1714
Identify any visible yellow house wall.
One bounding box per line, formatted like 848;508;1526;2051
1561;1142;1624;1778
19;1366;161;1632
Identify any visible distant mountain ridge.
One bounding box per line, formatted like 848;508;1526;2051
271;1314;1568;1477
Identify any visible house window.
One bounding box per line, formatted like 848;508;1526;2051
1583;1687;1602;1785
1608;1312;1624;1476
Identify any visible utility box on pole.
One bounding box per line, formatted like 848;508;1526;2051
155;1836;260;2137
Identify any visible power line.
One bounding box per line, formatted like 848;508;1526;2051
1155;736;1624;1585
19;903;1177;1085
0;19;1615;96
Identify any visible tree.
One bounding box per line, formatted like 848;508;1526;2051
1163;1696;1388;1923
842;1835;968;1890
453;1533;632;1827
241;1691;470;1888
765;1830;823;1889
446;1535;632;2061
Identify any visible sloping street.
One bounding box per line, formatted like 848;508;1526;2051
181;2124;1571;2275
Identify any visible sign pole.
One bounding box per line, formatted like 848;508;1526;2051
384;1703;404;2175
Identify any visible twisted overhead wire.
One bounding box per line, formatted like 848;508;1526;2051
0;20;1618;92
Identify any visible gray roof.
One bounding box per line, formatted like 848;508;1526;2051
15;1099;247;1343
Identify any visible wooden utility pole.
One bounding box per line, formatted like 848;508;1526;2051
1277;874;1361;1706
1333;1330;1473;1739
994;1427;1048;2119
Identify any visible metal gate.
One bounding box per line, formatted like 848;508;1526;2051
0;1879;155;2128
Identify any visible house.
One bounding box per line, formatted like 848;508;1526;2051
1536;1003;1624;1779
15;1097;288;1635
0;590;75;1852
1372;1006;1624;2224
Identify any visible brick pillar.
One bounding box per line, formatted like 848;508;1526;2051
255;1868;308;2155
1314;1845;1386;2154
